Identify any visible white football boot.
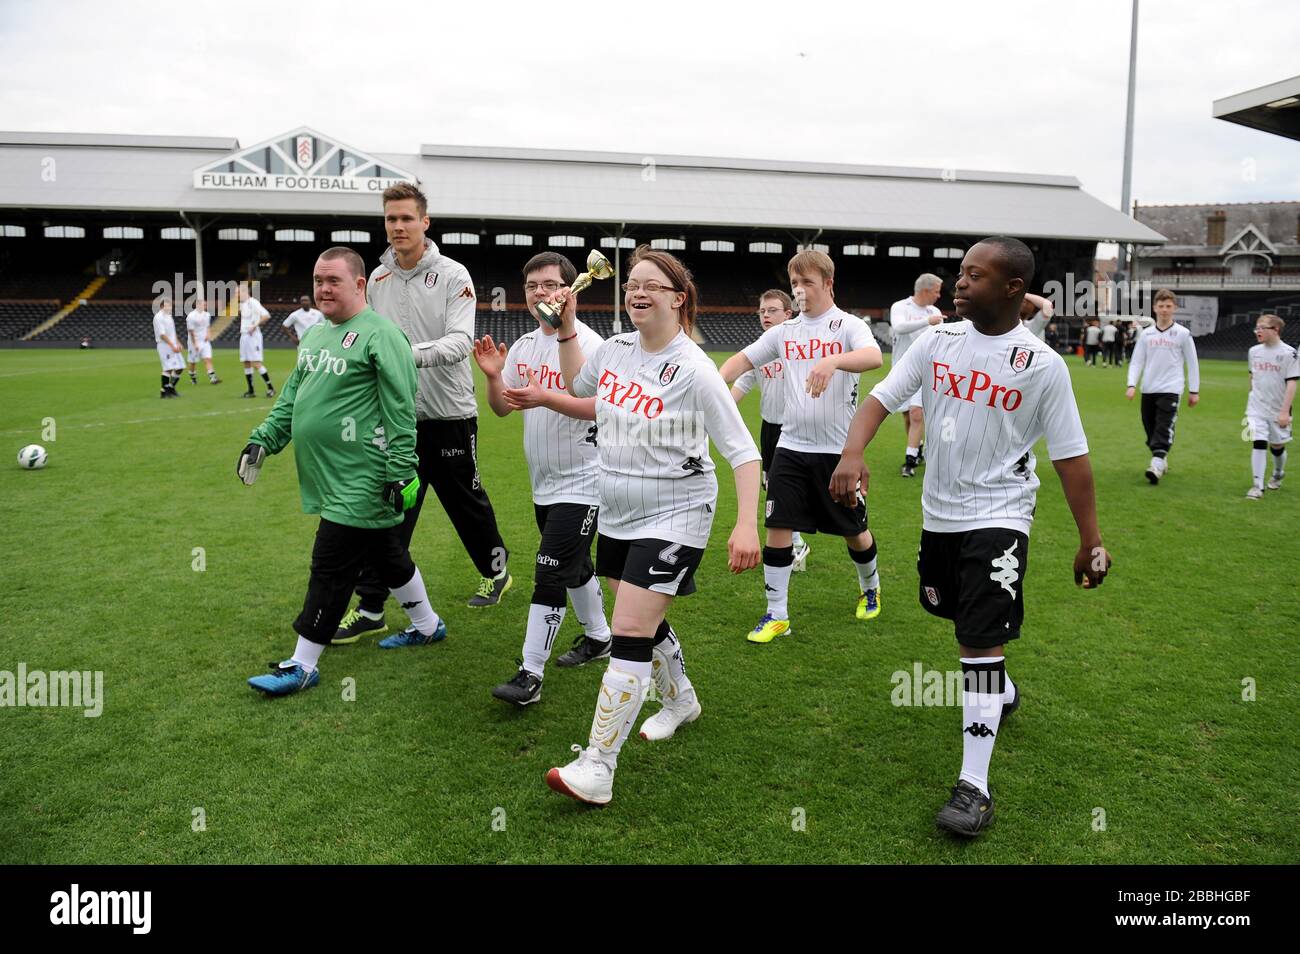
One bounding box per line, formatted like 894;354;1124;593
1246;486;1264;500
792;539;812;573
546;667;644;805
639;632;702;741
1267;471;1284;491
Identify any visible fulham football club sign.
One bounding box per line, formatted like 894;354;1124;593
194;126;418;195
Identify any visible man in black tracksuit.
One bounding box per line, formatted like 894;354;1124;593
333;182;513;644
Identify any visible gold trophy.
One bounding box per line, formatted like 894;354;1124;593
537;249;613;329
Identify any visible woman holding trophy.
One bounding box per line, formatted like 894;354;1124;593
546;244;763;805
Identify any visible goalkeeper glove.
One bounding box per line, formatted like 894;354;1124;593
383;475;421;514
236;443;267;485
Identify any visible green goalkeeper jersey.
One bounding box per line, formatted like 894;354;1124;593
248;307;418;528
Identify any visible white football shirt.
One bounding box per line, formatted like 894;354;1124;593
890;297;942;363
1126;321;1200;395
185;309;211;344
870;321;1089;535
153;311;177;345
504;319;604;506
571;327;760;548
733;356;786;425
1246;341;1300;419
283;307;324;338
742;305;880;455
240;298;270;335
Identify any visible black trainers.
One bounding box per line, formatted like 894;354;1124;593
331;607;385;645
491;668;542;706
468;572;512;608
916;442;924;464
241;391;255;399
936;780;995;838
1001;683;1020;720
555;634;612;668
900;457;918;478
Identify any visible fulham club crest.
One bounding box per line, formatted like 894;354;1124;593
924;586;940;606
341;331;358;349
1009;346;1035;373
659;362;681;385
425;272;438;288
829;318;843;332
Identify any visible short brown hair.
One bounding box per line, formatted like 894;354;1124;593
382;181;427;217
318;246;366;281
626;244;698;337
1258;313;1284;332
760;289;794;313
522;251;578;286
1154;288;1176;304
787;249;835;282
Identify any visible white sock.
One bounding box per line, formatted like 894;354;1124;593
791;531;804;548
763;552;793;619
358;607;383;621
567;576;610;641
851;542;879;592
291;636;324;673
1003;672;1017;703
1252;448;1268;489
522;603;564;677
958;656;1005;797
390;568;439;635
1274;449;1287;476
591;664;648;768
906;445;920;458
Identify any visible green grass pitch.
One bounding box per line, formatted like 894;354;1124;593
0;347;1295;864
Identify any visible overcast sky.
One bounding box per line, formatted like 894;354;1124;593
1;0;1296;220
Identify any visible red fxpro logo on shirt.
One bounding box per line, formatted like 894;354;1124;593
931;361;1024;411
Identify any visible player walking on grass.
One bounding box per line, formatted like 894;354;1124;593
731;289;810;570
1243;313;1297;499
1126;288;1200;485
333;183;513;643
831;236;1111;838
720;250;884;645
241;248;444;697
184;298;220;385
475;252;612;705
283;295;324;344
237;283;275;398
544;245;762;805
153;298;183;398
890;274;944;478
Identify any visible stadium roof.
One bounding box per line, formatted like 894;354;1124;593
1213;75;1300;142
0;127;1164;244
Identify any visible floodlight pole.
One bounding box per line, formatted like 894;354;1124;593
613;223;625;334
1119;0;1139;282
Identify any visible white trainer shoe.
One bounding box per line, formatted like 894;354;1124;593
1267;472;1284;491
640;691;702;741
1246;486;1264;500
792;540;811;572
545;744;613;805
1145;456;1167;484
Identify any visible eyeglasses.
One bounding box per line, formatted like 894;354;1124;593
524;280;563;293
622;281;678;294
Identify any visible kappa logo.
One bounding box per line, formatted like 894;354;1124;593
425;272;438;288
458;284;474;300
659;362;681;386
1009;346;1034;373
964;722;995;738
924;585;940;606
341;331;358;349
989;540;1021;598
400;600;420;609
